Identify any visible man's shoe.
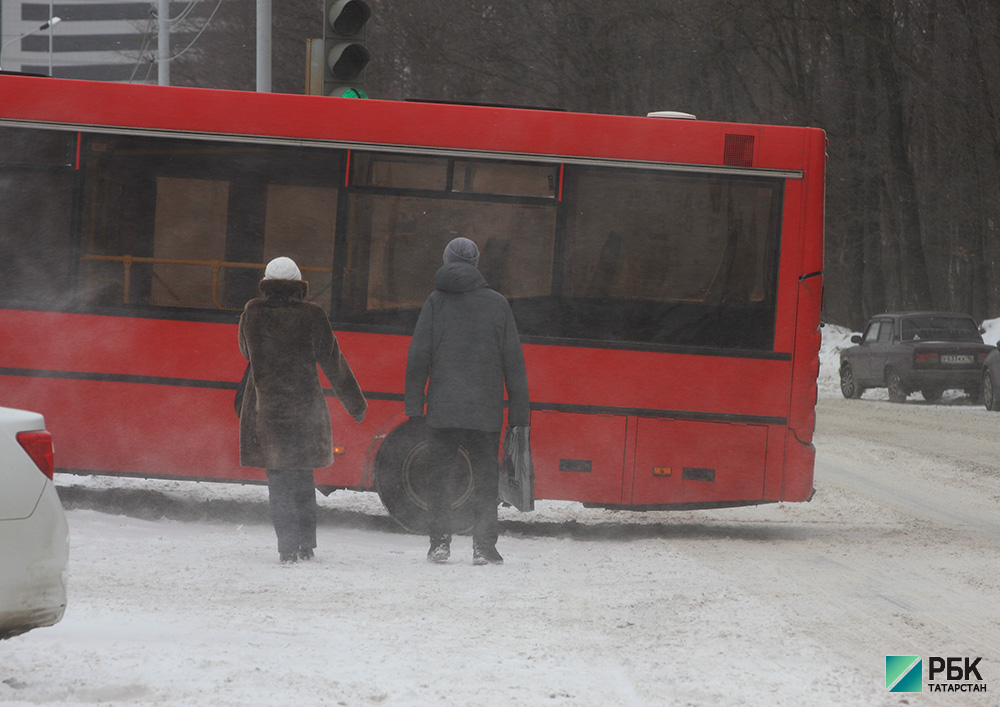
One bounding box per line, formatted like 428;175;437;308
427;537;451;563
473;544;503;566
298;547;314;561
279;551;298;564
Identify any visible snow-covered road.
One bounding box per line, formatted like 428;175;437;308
2;395;998;706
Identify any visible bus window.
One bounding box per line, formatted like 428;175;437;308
451;160;558;198
339;193;557;327
76;134;343;313
262;184;338;314
0;126;75;166
559;166;781;350
150;176;229;309
351;152;449;191
0;128;76;308
0;170;76;307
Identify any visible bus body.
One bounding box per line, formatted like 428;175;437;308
0;75;825;531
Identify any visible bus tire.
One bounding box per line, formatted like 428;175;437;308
373;417;476;535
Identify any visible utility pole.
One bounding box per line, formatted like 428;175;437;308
257;0;271;92
48;0;54;75
157;0;169;85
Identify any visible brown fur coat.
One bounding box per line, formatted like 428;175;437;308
238;279;366;469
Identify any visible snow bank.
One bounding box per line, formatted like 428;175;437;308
818;322;857;398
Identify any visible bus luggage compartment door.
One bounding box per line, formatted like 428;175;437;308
529;411;628;504
630;418;767;505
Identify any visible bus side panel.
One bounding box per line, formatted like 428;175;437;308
630;419;767;504
530;411;627;504
521;345;793;423
761;425;789;501
0;310;390;488
781;273;822;502
761;177;807;500
0;310;245;381
781;131;825;502
316;399;404;490
0;76;824;172
0;366;383;488
782;429;816;502
773;183;806;356
332;330;410;398
800;129;828;277
0;374;253;481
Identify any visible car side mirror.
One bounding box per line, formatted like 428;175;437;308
851;335;862;344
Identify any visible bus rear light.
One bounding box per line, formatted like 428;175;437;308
724;134;755;167
17;430;55;480
333;445;346;456
914;352;939;365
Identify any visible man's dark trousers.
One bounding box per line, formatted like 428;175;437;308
426;427;502;548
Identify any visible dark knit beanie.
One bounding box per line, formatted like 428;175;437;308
442;237;480;267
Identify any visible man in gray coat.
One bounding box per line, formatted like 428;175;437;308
405;237;530;565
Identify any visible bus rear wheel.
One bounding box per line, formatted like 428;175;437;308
373;418;476;534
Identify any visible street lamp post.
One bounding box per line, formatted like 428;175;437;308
0;17;61;72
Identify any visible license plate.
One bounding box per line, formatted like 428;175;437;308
940;354;973;364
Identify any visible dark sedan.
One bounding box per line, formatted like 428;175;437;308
839;312;994;402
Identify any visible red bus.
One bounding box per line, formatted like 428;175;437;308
0;75;825;531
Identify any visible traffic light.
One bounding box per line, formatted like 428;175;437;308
323;0;371;97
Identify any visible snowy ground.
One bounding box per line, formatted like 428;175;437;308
2;323;999;706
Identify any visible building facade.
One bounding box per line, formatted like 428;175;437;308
1;1;201;82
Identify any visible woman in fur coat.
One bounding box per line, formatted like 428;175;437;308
238;257;367;563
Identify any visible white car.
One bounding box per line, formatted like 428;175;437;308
0;406;68;640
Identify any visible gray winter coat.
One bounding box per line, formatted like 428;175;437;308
405;262;529;431
238;279;367;469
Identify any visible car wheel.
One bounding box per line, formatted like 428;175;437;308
374;417;475;534
886;368;907;403
839;364;864;399
983;372;1000;411
920;387;943;402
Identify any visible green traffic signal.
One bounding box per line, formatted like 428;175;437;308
330;87;369;99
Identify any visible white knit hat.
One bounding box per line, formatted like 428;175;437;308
263;256;302;281
442;237;480;267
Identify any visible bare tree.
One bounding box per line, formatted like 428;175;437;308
163;0;1000;327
